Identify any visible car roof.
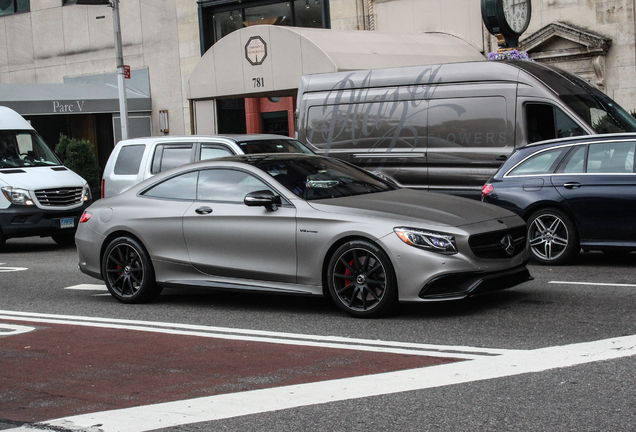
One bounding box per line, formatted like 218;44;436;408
522;132;636;151
115;134;299;146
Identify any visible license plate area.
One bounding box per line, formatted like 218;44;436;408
60;218;75;229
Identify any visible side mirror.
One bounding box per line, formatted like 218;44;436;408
244;190;282;211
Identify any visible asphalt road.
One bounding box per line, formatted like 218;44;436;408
1;236;635;431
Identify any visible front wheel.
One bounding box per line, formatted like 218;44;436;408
527;208;579;265
102;236;162;303
327;240;397;318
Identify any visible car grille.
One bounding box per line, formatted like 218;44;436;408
469;226;526;259
35;187;83;207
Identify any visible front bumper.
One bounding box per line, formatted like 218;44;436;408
418;263;532;301
0;201;91;238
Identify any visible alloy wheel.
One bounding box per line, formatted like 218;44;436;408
331;247;387;312
105;242;146;298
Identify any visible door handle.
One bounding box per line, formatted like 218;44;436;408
563;182;582;189
195;207;213;214
495;155;507;161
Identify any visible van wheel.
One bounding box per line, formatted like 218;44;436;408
327;240;397;318
0;230;5;247
102;236;162;304
527;208;579;265
52;233;76;246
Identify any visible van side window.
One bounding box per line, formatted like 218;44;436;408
428;97;507;148
306;100;427;150
526;104;585;143
114;145;146;175
151;143;194;174
200;144;234;161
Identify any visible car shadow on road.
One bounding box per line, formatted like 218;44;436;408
0;237;74;254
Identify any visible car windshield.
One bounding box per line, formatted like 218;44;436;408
256;157;394;200
0;130;61;168
511;60;636;133
237;139;314;154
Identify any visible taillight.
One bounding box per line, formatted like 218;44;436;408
80;211;92;223
482;184;494;197
101;179;105;199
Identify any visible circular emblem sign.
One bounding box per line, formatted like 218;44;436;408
245;36;267;66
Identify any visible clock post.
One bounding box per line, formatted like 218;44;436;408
481;0;531;49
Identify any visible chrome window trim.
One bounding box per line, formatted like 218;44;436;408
503;138;636;178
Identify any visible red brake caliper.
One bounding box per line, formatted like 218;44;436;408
343;259;355;287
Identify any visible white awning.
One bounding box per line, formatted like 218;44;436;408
187;26;486;100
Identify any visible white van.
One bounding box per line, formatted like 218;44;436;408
101;134;315;197
0;106;91;246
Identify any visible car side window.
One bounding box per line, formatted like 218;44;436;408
114;145;146;175
526;104;585;143
200;144;234;161
508;148;568;176
151;143;194;174
197;169;272;203
142;171;198;200
556;145;586;174
587;141;635;174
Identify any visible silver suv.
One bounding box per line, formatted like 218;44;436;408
101;134;314;198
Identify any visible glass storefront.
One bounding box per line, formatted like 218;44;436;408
201;0;329;52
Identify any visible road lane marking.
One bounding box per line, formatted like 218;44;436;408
64;284;108;291
7;334;636;432
549;281;636;287
0;310;511;358
0;263;28;272
0;323;35;336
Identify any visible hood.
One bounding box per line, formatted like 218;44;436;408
307;189;517;227
0;166;86;190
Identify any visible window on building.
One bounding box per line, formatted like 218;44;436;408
199;0;330;53
0;0;29;15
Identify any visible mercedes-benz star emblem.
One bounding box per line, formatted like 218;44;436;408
500;234;515;256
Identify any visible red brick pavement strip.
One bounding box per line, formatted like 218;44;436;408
0;320;462;423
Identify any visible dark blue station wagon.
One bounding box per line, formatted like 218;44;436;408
482;134;636;264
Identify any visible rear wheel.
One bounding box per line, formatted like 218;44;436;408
0;229;6;247
102;236;162;303
527;208;579;265
327;240;397;318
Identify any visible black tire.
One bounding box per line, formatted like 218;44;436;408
327;240;398;318
0;229;6;247
102;236;162;303
52;233;76;246
527;208;579;265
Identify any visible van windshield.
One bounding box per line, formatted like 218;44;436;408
511;60;636;133
0;130;61;168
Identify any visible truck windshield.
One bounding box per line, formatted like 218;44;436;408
511;60;636;133
0;130;61;169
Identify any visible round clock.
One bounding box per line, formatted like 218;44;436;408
481;0;532;47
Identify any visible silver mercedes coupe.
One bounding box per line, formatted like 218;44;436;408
76;154;531;317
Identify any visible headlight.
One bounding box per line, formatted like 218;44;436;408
1;187;35;205
394;227;457;254
82;183;92;202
